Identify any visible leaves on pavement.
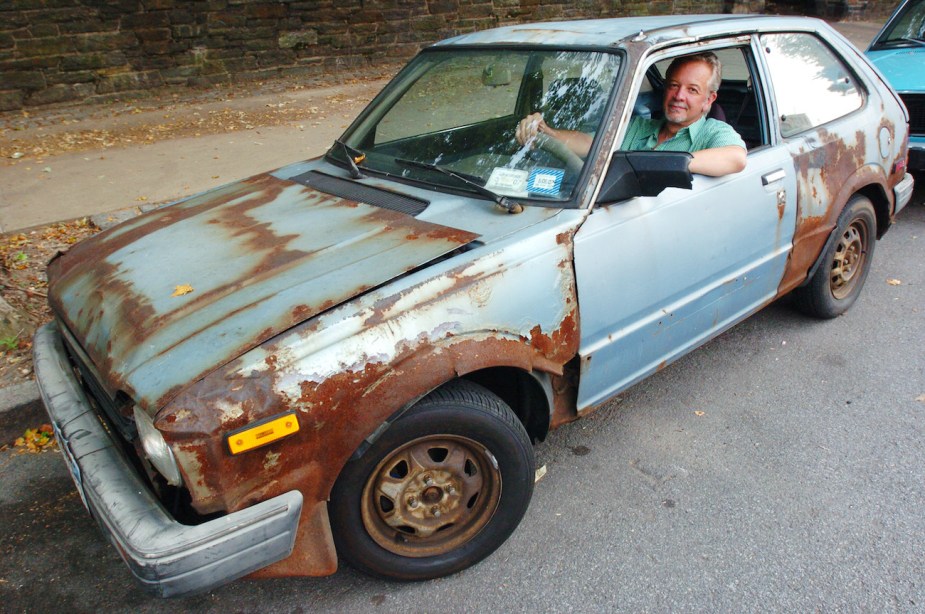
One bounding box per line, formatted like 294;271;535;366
14;424;58;453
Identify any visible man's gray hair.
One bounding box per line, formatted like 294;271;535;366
666;52;722;93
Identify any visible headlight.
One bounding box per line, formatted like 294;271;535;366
133;406;183;486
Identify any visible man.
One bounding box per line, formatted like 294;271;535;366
515;52;747;177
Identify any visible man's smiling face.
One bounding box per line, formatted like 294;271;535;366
663;59;718;128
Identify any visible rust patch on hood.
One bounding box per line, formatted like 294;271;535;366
47;171;479;410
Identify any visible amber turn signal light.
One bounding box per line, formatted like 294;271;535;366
226;412;299;455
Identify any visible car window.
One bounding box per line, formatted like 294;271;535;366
652;48;751;81
872;0;925;47
377;54;528;143
639;45;768;149
340;49;622;205
761;33;864;138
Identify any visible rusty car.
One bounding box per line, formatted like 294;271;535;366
34;14;913;597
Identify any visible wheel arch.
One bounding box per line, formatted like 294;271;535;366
853;182;890;239
327;377;536;580
798;189;880;290
463;367;553;443
782;164;891;296
828;163;889;239
353;367;555;464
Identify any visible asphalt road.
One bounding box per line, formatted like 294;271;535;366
1;184;922;612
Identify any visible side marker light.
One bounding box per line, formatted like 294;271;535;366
227;412;300;455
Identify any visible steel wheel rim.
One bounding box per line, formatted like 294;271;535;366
360;435;502;558
829;218;868;300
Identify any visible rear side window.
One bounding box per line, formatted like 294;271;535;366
761;33;864;137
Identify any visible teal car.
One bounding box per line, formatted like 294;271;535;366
867;0;925;170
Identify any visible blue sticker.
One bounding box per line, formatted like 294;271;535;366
527;168;564;196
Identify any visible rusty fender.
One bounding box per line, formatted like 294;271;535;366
777;128;892;296
155;228;580;576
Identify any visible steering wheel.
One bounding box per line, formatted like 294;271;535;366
534;133;585;176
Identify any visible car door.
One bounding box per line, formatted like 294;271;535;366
573;40;798;411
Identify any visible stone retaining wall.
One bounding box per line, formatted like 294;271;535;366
0;0;887;112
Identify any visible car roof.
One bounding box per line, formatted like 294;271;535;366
434;14;831;48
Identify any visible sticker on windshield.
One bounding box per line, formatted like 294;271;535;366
527;168;564;196
485;168;529;196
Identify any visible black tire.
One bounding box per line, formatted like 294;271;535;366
793;195;877;319
329;380;535;581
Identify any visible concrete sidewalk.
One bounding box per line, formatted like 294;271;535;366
0;19;884;443
0;79;389;233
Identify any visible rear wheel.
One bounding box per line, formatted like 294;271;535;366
793;195;877;319
329;380;534;580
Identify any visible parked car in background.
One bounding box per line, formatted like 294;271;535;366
34;14;913;598
867;0;925;170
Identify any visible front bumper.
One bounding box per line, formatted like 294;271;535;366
33;322;303;598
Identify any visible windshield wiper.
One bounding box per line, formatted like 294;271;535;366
875;36;925;47
330;139;366;179
394;158;523;213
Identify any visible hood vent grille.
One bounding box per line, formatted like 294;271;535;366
290;170;429;216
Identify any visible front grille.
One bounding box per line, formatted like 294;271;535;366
290;170;429;216
58;322;137;441
56;322;217;524
900;94;925;135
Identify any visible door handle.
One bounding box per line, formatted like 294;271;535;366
761;169;786;186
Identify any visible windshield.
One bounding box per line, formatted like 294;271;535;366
872;0;925;47
333;48;621;206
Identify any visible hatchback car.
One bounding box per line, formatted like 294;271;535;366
867;0;925;169
35;14;913;597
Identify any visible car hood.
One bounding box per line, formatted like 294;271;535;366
866;48;925;91
47;170;480;409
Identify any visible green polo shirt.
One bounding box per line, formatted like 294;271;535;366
621;115;746;152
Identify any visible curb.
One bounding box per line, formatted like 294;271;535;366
0;380;44;445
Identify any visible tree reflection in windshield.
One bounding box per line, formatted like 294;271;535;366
341;48;621;203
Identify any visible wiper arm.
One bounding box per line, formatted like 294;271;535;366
330;139;366;179
875;36;925;47
394;158;523;214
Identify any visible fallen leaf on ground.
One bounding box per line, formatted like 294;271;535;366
887;278;902;286
694;411;706;416
172;284;194;297
14;424;57;453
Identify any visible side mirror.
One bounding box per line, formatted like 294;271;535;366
596;151;693;204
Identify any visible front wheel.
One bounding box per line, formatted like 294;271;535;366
329;380;535;580
793;194;877;319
